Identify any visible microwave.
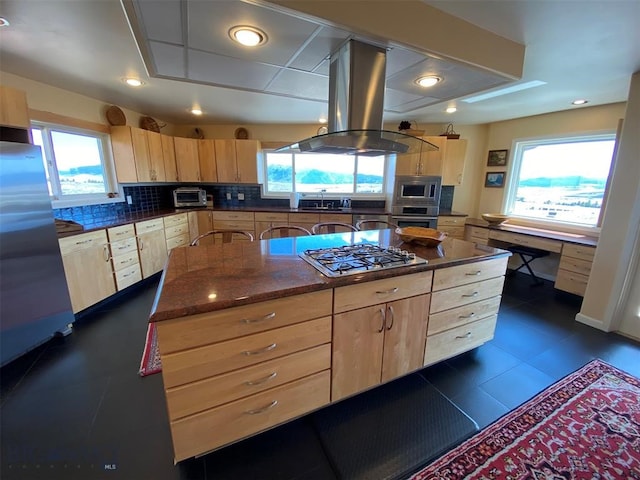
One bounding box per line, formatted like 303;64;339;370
173;188;207;208
393;175;442;207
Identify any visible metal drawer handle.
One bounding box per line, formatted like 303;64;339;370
245;400;278;415
242;312;276;324
243;343;277;356
386;305;395;330
378;308;386;333
465;271;481;276
376;287;399;295
462;291;479;298
103;245;111;262
245;372;277;386
458;312;475;319
455;332;472;339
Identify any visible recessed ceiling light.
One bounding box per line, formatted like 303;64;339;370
416;76;441;88
229;26;268;47
445;107;457;114
191;108;203;116
572;99;588;105
0;17;10;27
124;78;144;87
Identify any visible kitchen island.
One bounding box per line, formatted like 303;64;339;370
150;230;510;462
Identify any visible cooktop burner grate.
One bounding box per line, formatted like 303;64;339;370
300;243;427;277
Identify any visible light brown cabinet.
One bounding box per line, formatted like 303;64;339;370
395;136;467;185
110;126;167;182
162;135;179;182
441;139;468;186
465;225;490;245
107;224;142;291
135;218;168;278
0;85;30;128
554;243;596;296
164;213;190;251
215;139;260;183
197;139;217;182
174;137;201;182
437;215;467;240
59;230;116;313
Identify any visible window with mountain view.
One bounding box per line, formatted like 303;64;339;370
504;133;616;228
264;152;386;195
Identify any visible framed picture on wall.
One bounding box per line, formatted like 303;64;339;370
485;171;506;188
487;149;509;166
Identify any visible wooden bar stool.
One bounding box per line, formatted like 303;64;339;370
507;245;550;286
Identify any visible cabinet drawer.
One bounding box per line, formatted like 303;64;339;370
170;370;330;461
212;220;255;232
562;243;595;261
433;257;508;291
489;230;562;253
255;212;288;222
441;226;465;239
320;213;352;223
165;223;189;239
115;264;142;290
135;218;164;234
334;271;433;313
163;213;188;228
59;230;108;255
428;296;501;335
112;251;139;271
211;211;254;222
424;315;497;366
161;316;332;388
554;269;589;296
107;224;135;241
289;213;320;223
559;256;593;276
110;236;137;256
430;276;505;313
466;226;489;240
156;290;333;353
438;216;466;227
166;233;190;250
165;344;331;421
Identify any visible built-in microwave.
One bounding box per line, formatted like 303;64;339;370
173;188;207;208
392;175;442;208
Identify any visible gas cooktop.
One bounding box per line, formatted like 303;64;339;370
300;243;427;277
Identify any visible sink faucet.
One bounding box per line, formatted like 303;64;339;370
320;189;326;208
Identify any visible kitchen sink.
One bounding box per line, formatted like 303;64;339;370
299;206;350;212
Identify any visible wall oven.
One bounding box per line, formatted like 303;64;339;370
391;215;438;229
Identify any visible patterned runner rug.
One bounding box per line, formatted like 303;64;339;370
138;322;162;377
410;359;640;479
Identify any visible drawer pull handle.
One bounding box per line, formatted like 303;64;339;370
459;312;475;319
456;332;472;339
243;343;277;356
103;245;111;262
376;287;399;295
462;292;479;298
378;308;386;333
245;372;277;386
465;271;481;276
386;305;395;330
245;400;278;415
242;312;276;324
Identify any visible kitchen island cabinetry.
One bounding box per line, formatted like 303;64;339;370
135;218;167;278
59;230;116;313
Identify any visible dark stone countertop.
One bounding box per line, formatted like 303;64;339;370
149;229;510;322
465;217;598;247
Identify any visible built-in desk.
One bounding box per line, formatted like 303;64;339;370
465;218;598;296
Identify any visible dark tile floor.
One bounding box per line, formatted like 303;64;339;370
1;273;639;480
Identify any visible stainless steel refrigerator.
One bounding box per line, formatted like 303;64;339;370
0;141;75;366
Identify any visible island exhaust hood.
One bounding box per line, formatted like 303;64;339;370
277;40;437;156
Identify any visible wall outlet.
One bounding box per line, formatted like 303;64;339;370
238;193;245;201
126;195;133;205
226;193;232;200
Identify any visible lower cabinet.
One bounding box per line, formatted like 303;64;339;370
437;215;467;240
135;218;168;278
465;225;490;245
164;213;190;251
59;230;116;313
554;243;596;296
107;224;142;291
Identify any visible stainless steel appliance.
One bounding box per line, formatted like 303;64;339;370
300;243;427;277
173;187;207;208
0;141;75;366
391;175;442;228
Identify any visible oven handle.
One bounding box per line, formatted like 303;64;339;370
391;216;438;222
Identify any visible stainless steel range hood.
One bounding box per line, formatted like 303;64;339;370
277;40;437;156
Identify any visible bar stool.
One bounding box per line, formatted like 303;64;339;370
259;225;312;239
190;230;254;245
355;219;399;231
311;222;358;235
507;245;549;286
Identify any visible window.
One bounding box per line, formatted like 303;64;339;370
264;152;387;196
504;133;616;229
31;122;120;207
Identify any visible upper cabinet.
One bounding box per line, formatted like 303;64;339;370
162;135;178;182
0;86;30;128
174;137;200;182
198;139;218;182
216;139;260;184
395;136;467;186
110;126;171;182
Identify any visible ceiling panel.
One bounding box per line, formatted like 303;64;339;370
136;0;183;45
385;46;428;77
383;88;425;110
287;26;351;72
149;41;185;78
266;69;328;101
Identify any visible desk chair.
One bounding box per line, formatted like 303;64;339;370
259;225;312;240
190;230;254;245
355;219;399;231
507;245;550;286
311;222;358;235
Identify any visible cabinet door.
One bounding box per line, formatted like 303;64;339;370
215;139;238;183
198;139;218;182
174;137;200;182
187;211;199;242
110;126;138;182
442;139;467;186
0;86;30;128
194;211;213;245
395;152;421;175
421;136;445;176
380;294;430;382
131;127;152;182
146;130;166;181
162;135;179;182
332;305;385;401
235;140;259;183
137;229;168;278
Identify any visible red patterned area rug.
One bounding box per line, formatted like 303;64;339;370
138;322;162;377
410;359;640;479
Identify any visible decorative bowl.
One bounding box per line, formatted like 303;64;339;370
396;227;448;247
481;213;509;226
